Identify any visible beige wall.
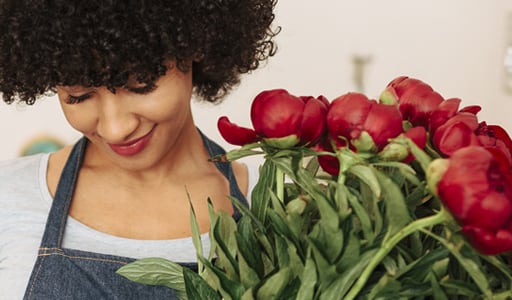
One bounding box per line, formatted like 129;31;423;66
1;0;511;159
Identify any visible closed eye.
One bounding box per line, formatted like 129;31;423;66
65;93;92;104
126;83;157;95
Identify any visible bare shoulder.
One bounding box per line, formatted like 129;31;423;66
46;145;73;197
231;161;249;197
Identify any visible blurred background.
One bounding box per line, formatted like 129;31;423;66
1;0;512;161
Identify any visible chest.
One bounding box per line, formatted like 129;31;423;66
61;167;235;240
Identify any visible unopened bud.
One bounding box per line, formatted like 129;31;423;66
352;131;378;153
426;158;450;197
378;142;409;161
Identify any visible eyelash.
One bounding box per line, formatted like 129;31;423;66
65;83;157;104
66;94;92;104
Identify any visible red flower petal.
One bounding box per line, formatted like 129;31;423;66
217;116;258;146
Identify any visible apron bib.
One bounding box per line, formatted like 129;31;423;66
24;132;247;299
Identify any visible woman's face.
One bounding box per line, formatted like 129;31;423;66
56;64;194;171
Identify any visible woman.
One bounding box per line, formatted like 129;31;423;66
0;1;278;298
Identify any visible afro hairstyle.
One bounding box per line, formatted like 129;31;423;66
0;0;279;104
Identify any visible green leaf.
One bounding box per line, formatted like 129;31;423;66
274;234;291;268
359;180;383;241
346;189;374;243
230;196;265;232
268;210;302;257
268;187;287;218
480;255;512;283
212;211;240;280
279;277;301;300
428;270;448;300
308;221;344;265
278;235;305;278
188;194;203;273
420;228;493;298
348;164;381;198
183;267;221;300
440;279;480;297
382;256;398;276
395;248;450;280
241;288;255;300
336;228;360;271
116;257;187;299
296;167;339;230
366;274;402;300
251;159;276;221
309;237;338;287
236;243;261;288
320;249;379;300
255;267;293;300
207;200;220;260
373;161;421;187
404;185;429;208
373;167;411;236
296;250;318;300
236;217;265;278
333;182;351;220
199;256;245;299
305;155;320;175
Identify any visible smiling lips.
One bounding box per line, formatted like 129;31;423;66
109;129;154;156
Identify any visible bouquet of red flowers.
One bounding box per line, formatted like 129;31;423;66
118;76;512;299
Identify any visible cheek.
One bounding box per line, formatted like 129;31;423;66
143;90;192;123
59;102;97;135
148;101;190;126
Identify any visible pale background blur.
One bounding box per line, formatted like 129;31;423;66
1;0;512;161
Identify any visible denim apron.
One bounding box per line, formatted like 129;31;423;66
24;133;248;299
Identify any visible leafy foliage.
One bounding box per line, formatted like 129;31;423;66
118;139;512;299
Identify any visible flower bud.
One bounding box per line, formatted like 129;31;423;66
286;198;307;215
426;158;449;197
251;89;328;147
352;131;378;153
218;89;328;148
326;92;403;152
378;142;409;162
384;76;444;127
432;112;480;156
435;146;512;255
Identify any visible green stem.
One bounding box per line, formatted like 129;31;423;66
336;149;358;185
344;209;449;300
276;167;284;202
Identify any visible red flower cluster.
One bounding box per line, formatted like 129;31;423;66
382;76;512;255
217;76;512;255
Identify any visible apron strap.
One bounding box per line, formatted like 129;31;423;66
39;137;87;248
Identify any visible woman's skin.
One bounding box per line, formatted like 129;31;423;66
45;62;248;240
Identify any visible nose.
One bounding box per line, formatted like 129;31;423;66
96;91;139;143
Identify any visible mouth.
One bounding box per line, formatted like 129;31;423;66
108;127;155;156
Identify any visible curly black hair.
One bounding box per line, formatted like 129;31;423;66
0;0;279;104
